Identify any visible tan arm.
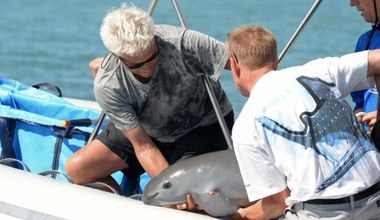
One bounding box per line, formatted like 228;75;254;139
89;57;104;79
230;187;290;220
122;124;169;177
367;50;380;78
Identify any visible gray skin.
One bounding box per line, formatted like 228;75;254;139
142;150;254;217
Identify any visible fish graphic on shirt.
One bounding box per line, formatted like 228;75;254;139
257;76;376;192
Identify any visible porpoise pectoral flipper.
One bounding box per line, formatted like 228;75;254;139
192;191;239;217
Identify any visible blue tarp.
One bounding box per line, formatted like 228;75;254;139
0;78;103;180
0;78;145;195
0;78;101;132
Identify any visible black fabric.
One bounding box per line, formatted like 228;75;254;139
0;118;19;168
371;118;380;151
96;111;235;179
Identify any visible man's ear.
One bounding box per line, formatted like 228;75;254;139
230;57;240;78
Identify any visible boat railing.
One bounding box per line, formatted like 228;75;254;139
278;0;323;65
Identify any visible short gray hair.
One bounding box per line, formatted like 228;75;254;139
100;4;154;57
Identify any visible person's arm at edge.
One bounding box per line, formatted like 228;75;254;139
121;124;169;178
89;57;104;78
229;187;290;220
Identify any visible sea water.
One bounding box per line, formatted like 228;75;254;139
0;0;367;114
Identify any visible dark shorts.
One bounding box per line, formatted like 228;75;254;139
96;111;234;179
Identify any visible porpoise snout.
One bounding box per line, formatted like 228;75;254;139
142;192;159;204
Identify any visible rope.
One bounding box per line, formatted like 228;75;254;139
38;170;74;183
0;158;31;172
84;182;120;195
129;194;143;200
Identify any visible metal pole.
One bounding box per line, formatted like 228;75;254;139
147;0;158;16
203;77;234;149
278;0;323;65
171;0;188;28
87;112;106;143
171;0;234;149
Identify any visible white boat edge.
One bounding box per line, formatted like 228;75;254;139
0;164;218;220
63;97;101;111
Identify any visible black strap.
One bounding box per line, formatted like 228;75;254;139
0;118;19;169
374;0;379;29
371;118;380;150
365;1;380;50
305;181;380;205
50;122;92;179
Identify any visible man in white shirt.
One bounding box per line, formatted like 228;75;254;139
227;25;380;219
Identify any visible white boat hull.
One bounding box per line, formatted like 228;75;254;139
0;165;217;220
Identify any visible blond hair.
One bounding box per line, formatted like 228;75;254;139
100;4;154;57
227;25;278;70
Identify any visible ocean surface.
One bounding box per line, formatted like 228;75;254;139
0;0;368;114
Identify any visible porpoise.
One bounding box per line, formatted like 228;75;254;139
142;150;253;217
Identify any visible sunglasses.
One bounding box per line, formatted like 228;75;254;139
120;46;160;69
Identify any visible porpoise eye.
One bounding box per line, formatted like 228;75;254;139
162;181;171;189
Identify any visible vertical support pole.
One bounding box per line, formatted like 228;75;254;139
278;0;323;65
171;0;234;149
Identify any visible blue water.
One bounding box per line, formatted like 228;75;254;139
0;0;367;114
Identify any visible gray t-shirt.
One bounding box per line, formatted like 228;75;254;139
94;24;232;142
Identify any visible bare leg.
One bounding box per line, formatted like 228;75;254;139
65;139;128;195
